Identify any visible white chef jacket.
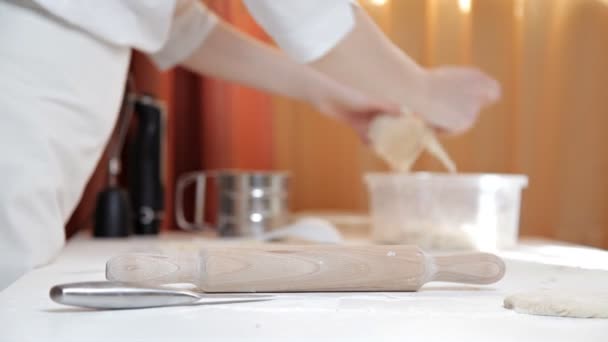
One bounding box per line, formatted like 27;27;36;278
32;0;356;67
0;0;357;290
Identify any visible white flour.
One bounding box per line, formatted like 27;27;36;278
371;221;476;250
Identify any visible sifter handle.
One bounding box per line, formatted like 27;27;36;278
175;172;208;231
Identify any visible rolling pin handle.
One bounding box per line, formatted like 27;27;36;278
430;253;506;285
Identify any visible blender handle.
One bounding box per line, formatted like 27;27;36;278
175;172;208;231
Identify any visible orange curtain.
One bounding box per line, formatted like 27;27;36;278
67;0;274;234
201;0;274;170
69;0;608;249
273;0;608;248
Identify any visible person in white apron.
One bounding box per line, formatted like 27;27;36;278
0;0;500;289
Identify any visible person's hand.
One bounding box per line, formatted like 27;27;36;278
416;67;501;134
309;80;401;142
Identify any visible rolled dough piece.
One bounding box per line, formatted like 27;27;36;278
368;114;425;172
368;108;456;173
504;290;608;318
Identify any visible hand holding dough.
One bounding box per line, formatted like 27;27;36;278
368;108;456;173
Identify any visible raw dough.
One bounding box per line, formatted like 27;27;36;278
368;109;456;173
504;290;608;318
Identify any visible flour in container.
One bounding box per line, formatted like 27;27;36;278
367;108;467;249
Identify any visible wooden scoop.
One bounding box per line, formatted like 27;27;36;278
106;245;505;292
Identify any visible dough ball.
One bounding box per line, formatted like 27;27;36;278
368;109;456;173
368;114;427;172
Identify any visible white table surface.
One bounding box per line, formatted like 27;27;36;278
1;232;608;342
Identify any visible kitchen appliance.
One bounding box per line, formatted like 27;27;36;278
175;170;289;237
93;79;136;238
365;172;528;250
94;90;165;237
105;246;505;292
129;95;165;235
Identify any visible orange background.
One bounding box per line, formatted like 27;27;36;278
69;0;608;249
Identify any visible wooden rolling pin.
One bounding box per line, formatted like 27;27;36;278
106;245;505;292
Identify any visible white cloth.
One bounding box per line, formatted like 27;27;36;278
29;0;219;70
242;0;356;62
30;0;356;67
0;0;357;290
0;0;131;289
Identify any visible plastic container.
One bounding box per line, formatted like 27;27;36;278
365;173;528;251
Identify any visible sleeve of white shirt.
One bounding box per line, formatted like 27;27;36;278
243;0;357;63
148;0;218;70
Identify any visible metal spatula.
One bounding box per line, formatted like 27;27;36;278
50;281;274;310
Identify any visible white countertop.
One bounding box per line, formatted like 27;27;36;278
1;232;608;342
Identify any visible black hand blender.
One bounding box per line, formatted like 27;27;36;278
129;94;165;235
93;76;136;237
